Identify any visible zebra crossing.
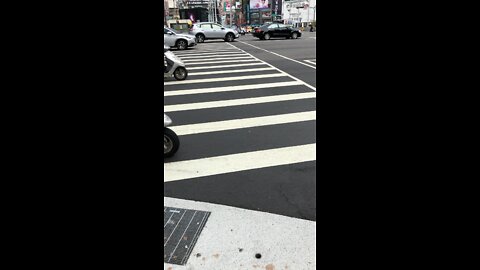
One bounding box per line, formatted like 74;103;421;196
164;42;317;269
164;42;316;183
305;59;317;66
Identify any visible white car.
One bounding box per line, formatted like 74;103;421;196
164;27;197;50
189;23;240;43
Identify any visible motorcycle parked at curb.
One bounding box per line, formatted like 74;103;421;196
164;113;179;158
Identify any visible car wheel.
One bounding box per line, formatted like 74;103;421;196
176;40;187;50
173;67;188;81
292;32;298;39
196;34;205;43
225;33;235;42
264;33;271;40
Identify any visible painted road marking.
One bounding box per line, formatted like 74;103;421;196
178;53;246;59
182;56;253;63
174;49;235;55
164;92;316;112
187;62;267;70
171;111;316;136
164;81;303;97
304;59;316;65
164;144;316;182
185;59;260;65
227;42;317;91
236;41;316;70
163;73;286;86
188;67;275;76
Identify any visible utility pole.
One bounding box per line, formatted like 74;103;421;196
229;0;233;26
213;0;217;23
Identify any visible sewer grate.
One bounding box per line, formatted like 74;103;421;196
164;207;211;265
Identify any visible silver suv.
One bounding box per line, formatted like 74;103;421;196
164;27;197;50
189;23;240;43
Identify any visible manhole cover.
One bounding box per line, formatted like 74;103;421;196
164;207;211;265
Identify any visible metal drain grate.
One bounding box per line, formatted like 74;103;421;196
164;207;211;265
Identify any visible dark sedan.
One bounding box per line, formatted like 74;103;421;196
253;23;302;40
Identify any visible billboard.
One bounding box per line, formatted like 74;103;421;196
250;0;270;9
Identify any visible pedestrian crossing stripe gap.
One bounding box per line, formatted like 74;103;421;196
164;73;286;86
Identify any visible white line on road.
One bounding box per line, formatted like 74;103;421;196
189;67;275;76
171;111;316;136
187;62;267;70
227;43;317;91
164;81;303;97
163;73;285;85
164;144;316;182
185;59;260;65
174;50;236;55
183;56;253;62
304;59;316;65
178;53;246;59
164;92;316;112
236;41;316;70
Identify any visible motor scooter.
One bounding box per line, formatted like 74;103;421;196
164;113;179;158
164;45;188;81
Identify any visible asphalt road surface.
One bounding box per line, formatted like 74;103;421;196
164;34;317;221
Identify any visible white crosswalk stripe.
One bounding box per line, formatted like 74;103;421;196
173;111;316;136
164;144;316;182
188;67;275;76
165;92;316;112
164;42;316;183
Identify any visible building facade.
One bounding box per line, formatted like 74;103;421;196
281;0;316;27
246;0;283;25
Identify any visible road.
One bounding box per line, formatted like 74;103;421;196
164;32;316;221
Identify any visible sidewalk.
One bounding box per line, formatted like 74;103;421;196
164;197;316;270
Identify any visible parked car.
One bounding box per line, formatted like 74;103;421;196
253;23;302;40
164;27;197;50
189;22;240;43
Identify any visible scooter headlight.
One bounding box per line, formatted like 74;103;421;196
164;114;172;126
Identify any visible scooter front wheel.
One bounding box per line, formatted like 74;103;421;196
164;128;180;158
174;67;188;81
